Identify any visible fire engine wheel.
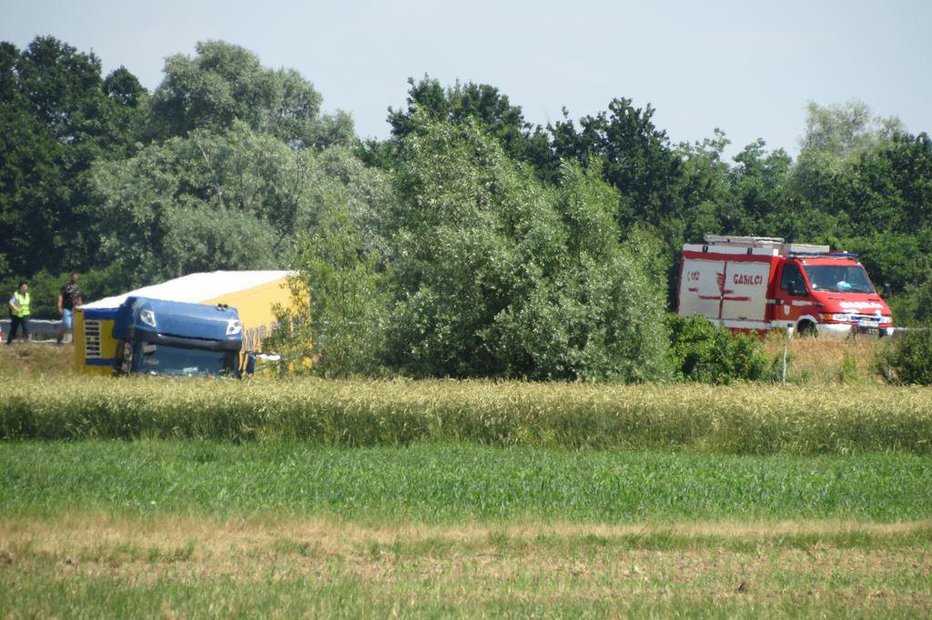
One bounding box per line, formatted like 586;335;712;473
796;321;817;338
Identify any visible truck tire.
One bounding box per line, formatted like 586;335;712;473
120;341;133;375
797;320;817;338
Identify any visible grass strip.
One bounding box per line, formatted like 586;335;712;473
2;515;929;619
0;442;928;522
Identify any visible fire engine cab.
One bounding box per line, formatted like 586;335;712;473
677;235;893;337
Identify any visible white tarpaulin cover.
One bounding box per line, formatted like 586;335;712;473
82;271;293;310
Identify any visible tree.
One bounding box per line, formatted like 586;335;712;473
375;76;554;179
0;37;145;280
551;98;683;228
149;40;353;148
727;139;798;238
383;114;671;381
844;132;932;236
838;132;932;317
801;100;904;160
91;121;391;290
788;100;908;241
676;130;735;241
275;203;387;377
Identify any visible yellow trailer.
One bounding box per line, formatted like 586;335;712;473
75;271;296;375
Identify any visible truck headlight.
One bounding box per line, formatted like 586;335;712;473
226;319;242;336
140;309;157;328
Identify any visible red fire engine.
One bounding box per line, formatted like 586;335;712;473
677;236;893;337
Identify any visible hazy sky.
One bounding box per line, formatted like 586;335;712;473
3;0;930;158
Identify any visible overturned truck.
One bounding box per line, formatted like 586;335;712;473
110;296;243;376
74;270;295;375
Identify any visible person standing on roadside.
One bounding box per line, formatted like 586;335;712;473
57;272;83;345
7;281;31;344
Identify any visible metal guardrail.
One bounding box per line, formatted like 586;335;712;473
1;318;64;342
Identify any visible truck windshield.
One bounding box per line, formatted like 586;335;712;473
138;344;238;376
804;265;875;294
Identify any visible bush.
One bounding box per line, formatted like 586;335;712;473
875;329;932;385
666;314;774;383
383;118;671;381
886;278;932;327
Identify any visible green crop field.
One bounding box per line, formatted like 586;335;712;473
0;345;930;617
2;442;929;522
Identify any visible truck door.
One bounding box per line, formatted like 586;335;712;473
720;260;771;326
773;261;814;329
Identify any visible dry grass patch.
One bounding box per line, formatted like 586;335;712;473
3;515;928;616
763;334;886;384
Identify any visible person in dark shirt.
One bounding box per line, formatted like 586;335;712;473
57;272;83;345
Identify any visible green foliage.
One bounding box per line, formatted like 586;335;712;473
273;203;387;377
90;124;391;290
385;115;670;381
844;133;932;237
90;124;285;286
875;329;932;385
551;98;683;228
729;139;795;237
385;76;555;180
801;100;904;160
0;37;146;281
675;130;734;240
3;35;930;381
666;315;774;383
149;40;352;148
887;278;932;327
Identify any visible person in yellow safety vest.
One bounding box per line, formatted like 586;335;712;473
6;281;31;344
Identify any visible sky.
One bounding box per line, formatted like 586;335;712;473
3;0;931;158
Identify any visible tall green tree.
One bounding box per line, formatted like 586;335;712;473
149;40;353;148
277;203;387;377
727;139;798;238
675;130;735;241
801;100;904;160
91;122;391;290
364;76;554;179
384;114;670;380
551;98;683;228
0;36;146;280
839;132;932;312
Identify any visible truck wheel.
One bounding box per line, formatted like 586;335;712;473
120;341;133;374
797;321;817;338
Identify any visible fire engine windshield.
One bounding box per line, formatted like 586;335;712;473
804;264;875;294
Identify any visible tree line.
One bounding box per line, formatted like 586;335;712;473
2;37;930;379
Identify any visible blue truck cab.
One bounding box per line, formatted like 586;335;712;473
113;296;243;377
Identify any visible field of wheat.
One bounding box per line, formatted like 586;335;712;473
2;368;930;453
